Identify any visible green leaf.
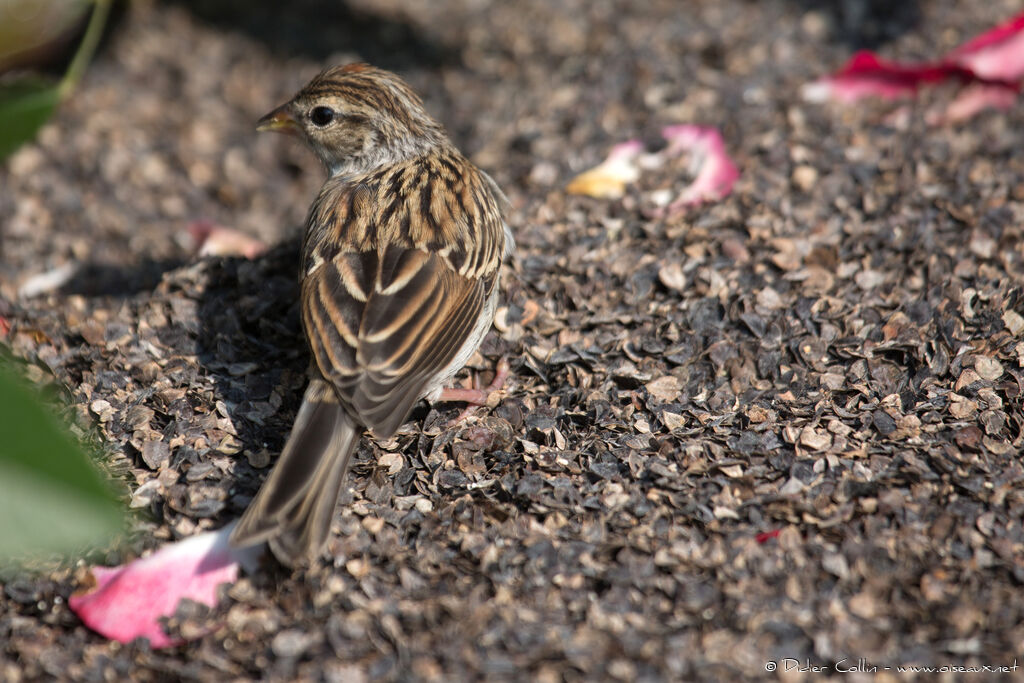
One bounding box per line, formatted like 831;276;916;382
0;364;124;561
0;78;60;161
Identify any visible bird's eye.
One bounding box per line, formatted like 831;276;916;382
309;106;335;127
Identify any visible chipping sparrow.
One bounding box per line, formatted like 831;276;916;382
230;64;513;566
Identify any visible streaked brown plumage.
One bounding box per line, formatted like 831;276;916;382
230;64;513;566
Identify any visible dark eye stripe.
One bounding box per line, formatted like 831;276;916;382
309;106;368;128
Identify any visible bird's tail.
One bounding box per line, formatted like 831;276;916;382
230;378;358;566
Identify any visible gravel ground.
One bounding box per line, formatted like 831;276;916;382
3;0;1024;680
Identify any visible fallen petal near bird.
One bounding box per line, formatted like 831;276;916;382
185;219;268;259
69;522;263;647
566;124;739;212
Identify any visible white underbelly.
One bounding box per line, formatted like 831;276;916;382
422;281;500;402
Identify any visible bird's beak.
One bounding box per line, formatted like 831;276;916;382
257;105;300;134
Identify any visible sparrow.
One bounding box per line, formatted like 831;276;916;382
230;64;513;566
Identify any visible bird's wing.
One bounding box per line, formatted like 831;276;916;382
302;245;490;437
301;156;505;438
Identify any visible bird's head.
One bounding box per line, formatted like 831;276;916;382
258;63;446;176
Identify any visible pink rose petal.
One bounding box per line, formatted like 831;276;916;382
69;522;263;647
567;128;738;214
946;12;1024;81
566;140;644;199
803;11;1024;123
802;51;966;104
186;220;268;260
926;82;1019;125
657;124;739;214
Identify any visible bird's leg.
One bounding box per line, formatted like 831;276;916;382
439;358;509;423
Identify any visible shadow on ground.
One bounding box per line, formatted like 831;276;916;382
61;259;186;298
165;0;460;70
188;241;309;511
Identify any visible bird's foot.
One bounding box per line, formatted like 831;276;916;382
439;357;509;424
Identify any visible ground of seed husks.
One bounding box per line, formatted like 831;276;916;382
3;0;1024;680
